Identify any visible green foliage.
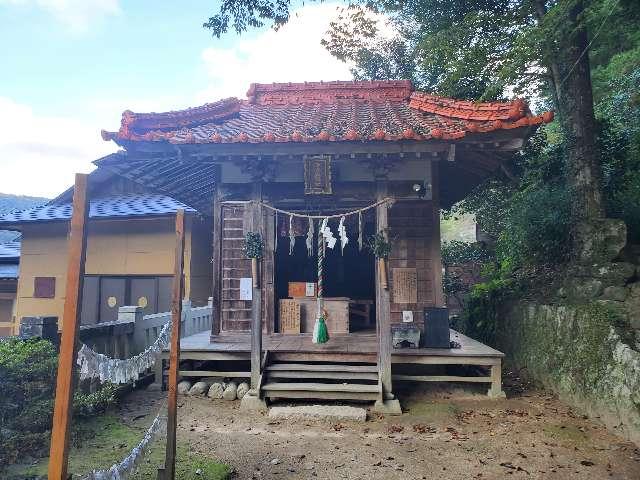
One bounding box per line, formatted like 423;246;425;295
496;184;572;269
7;413;231;480
203;0;291;37
457;274;517;345
441;240;489;266
73;383;119;418
243;232;264;259
597;67;640;242
366;231;393;258
0;338;118;469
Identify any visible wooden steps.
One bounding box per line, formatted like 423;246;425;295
261;360;380;401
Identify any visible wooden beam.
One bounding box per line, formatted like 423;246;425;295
393;374;492;383
159;209;186;480
48;173;89;480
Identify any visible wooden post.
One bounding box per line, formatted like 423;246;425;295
48;173;89;480
373;177;400;414
430;161;445;306
375;179;392;396
159;209;186;480
210;182;222;339
250;182;263;390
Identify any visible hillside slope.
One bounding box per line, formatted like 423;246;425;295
0;193;48;243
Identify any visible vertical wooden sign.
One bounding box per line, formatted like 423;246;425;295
158;209;186;480
48;173;89;480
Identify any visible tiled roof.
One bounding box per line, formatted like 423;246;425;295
0;194;196;225
0;241;20;259
0;264;18;279
101;80;553;145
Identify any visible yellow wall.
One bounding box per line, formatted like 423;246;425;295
12;215;212;333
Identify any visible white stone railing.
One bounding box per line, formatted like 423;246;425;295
129;299;213;352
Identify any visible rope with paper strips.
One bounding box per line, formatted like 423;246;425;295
80;411;166;480
258;197;394;256
76;321;171;384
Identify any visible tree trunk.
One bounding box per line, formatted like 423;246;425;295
536;0;605;259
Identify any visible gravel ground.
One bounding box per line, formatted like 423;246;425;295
123;377;640;480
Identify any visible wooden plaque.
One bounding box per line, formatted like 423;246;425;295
280;299;301;334
393;268;418;304
304;155;332;195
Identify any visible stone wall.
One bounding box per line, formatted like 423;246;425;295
494;219;640;445
497;300;640;444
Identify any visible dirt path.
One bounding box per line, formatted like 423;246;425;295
126;380;640;480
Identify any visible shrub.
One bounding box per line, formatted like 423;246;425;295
0;338;118;469
441;240;490;266
496;184;572;270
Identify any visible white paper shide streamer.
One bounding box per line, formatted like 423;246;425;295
306;217;314;257
76;321;171;384
338;216;348;254
81;413;166;480
289;214;295;255
319;218;337;249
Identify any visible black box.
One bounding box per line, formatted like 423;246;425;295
423;307;450;348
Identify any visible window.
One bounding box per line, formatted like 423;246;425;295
34;277;56;298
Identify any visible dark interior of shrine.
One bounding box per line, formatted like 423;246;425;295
274;210;376;334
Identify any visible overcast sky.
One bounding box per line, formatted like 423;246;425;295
0;0;356;198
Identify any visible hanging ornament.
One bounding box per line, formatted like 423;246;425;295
306;217;315;257
338;216;348;254
358;211;363;251
289;214;295;255
320;218;337;249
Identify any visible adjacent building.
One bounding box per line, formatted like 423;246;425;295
0;169;211;334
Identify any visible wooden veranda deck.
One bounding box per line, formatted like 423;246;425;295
159;329;506;398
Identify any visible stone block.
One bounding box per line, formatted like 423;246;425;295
236;382;250;400
601;286;629;302
269;405;367;422
372;399;402;415
223;381;238;400
207;382;225;399
627;284;640;329
188;381;209;395
240;391;268;412
19;316;59;346
574;219;626;263
177;380;192;395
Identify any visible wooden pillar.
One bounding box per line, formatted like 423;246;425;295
250;182;263;390
263;205;275;335
430;161;444;306
159;209;186;480
210;184;222;338
48;173;89;480
375;178;393;398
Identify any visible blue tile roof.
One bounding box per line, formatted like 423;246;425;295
0;241;20;259
0;263;18;279
0;194;196;225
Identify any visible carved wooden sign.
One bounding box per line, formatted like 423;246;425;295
280;299;301;334
304;155;332;195
393;268;418;304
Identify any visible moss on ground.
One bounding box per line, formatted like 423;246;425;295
403;400;461;421
5;413;231;480
543;424;589;445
